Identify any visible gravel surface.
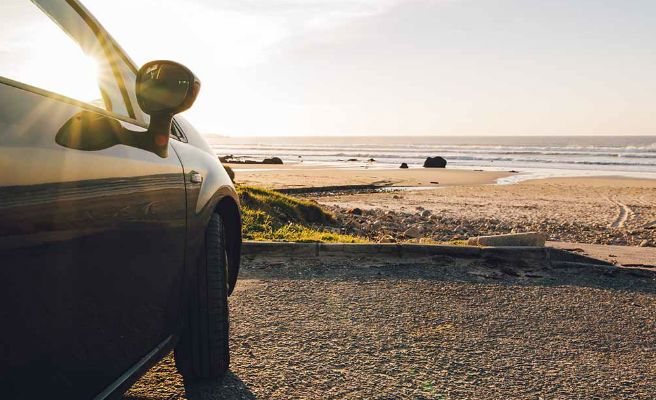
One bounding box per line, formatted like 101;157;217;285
124;257;656;399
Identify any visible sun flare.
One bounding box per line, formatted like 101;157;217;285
1;0;103;105
24;26;103;105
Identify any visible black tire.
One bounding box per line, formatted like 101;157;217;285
175;213;230;381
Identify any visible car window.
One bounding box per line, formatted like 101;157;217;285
171;118;187;142
0;0;130;117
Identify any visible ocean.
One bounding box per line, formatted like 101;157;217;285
207;135;656;182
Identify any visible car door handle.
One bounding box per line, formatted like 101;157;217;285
189;171;203;184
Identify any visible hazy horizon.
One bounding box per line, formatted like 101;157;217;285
206;133;656;138
7;0;656;137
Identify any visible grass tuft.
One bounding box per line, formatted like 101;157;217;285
238;185;366;243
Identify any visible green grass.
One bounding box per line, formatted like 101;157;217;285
238;185;366;243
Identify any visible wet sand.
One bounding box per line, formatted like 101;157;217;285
227;163;512;188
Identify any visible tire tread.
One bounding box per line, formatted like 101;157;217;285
175;213;230;380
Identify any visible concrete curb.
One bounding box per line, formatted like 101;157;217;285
242;241;615;267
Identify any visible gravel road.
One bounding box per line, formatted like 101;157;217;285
124;255;656;399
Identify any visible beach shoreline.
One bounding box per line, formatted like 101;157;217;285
227;162;656;188
228;163;656;250
214;134;656;181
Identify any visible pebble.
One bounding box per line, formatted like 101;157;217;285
378;235;396;243
403;226;423;238
326;205;654;247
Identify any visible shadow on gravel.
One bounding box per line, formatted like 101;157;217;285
122;371;256;400
183;372;257;400
241;256;656;295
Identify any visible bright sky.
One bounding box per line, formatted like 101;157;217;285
7;0;656;136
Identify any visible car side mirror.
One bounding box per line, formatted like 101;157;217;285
56;111;123;151
136;60;201;157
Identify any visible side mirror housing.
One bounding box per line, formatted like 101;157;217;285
136;60;200;157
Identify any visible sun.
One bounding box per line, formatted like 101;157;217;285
27;27;104;106
1;0;105;107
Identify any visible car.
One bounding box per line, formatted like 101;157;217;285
0;0;242;398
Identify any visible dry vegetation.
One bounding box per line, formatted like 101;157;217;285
238;185;365;243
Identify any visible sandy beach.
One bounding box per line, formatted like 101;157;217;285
227;163;512;188
229;164;656;253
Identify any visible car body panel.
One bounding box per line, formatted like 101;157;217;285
170;116;241;295
170;134;241;295
0;82;187;399
171;117;237;214
0;1;241;398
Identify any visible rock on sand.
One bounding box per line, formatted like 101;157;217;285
423;156;447;168
263;157;283;164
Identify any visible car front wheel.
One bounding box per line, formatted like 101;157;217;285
175;212;230;380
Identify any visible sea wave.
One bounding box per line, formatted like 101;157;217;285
218;147;656;159
209;136;656;174
214;150;656;166
214;144;656;157
212;141;656;152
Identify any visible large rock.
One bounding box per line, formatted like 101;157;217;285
468;232;546;247
263;157;283;164
423;156;447;168
220;155;283;164
400;162;409;169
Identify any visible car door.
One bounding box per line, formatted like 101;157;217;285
0;1;186;398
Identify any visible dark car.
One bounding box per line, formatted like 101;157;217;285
0;0;242;398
